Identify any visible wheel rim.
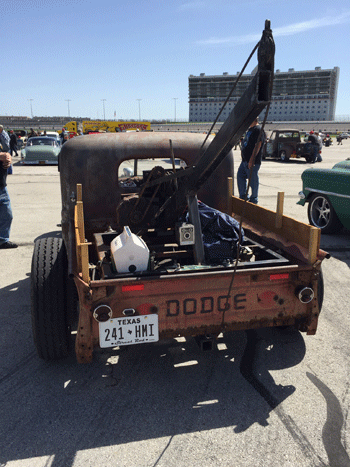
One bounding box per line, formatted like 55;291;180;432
280;151;287;161
310;196;331;229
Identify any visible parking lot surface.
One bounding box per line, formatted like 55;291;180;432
0;140;349;467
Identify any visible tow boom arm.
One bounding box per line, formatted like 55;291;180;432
117;20;275;255
160;20;275;223
191;19;275;192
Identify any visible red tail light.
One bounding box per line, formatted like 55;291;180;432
270;273;289;280
122;284;144;292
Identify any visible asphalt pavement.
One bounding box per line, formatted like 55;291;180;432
0;139;349;467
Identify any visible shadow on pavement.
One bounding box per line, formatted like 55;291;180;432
0;266;307;467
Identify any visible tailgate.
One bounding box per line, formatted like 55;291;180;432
86;263;320;342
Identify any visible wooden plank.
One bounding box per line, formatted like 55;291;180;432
275;192;284;229
231;195;321;264
76;202;85;242
74;184;91;283
74;204;82;273
80;244;90;283
77;183;83;202
232;196;314;249
308;226;321;265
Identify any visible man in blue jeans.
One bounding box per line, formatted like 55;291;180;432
237;117;265;204
0;150;17;249
307;131;320;163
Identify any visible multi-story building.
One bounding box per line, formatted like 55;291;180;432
188;67;340;122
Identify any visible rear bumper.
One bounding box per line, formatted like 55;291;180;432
73;264;322;363
21;160;58;165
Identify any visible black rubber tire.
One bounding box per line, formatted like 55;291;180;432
31;237;75;360
279;150;289;162
307;193;342;234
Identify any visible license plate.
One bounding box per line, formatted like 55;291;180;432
99;314;159;348
39;161;46;165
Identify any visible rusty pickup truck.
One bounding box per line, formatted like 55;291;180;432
30;21;328;363
263;129;316;162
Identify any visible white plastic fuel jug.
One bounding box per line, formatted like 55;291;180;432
110;226;149;273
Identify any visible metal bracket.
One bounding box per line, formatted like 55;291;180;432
187;194;205;265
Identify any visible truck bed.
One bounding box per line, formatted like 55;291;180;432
92;231;291;280
72;194;326;363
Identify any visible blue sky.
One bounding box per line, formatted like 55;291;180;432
2;0;350;121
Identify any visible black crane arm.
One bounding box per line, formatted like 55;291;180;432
189;19;275;192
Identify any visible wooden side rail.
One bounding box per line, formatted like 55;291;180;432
74;184;91;283
227;178;320;264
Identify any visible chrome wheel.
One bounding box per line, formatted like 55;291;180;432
279;150;289;162
307;194;342;233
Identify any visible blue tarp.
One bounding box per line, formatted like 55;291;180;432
186;202;244;264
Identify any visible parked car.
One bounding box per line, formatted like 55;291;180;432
297;158;350;233
263;129;314;162
16;137;24;150
21;136;61;165
41;131;61;146
340;133;349;139
20;136;28;148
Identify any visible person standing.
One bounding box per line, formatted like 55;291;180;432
60;128;66;145
237;117;265;204
307;131;319;163
28;128;37;139
0;125;13;175
9;130;19;157
0;149;17;249
324;134;332;147
0;125;10;152
314;131;323;162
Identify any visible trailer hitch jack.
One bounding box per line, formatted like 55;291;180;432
195;334;217;351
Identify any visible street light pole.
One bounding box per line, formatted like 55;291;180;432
28;99;33;118
101;99;106;120
65;99;71;117
136;99;142;120
173;98;178;122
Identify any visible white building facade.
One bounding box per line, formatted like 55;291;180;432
189;67;339;122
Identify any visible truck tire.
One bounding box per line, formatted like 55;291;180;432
307;193;342;234
31;237;74;360
279;150;289;162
